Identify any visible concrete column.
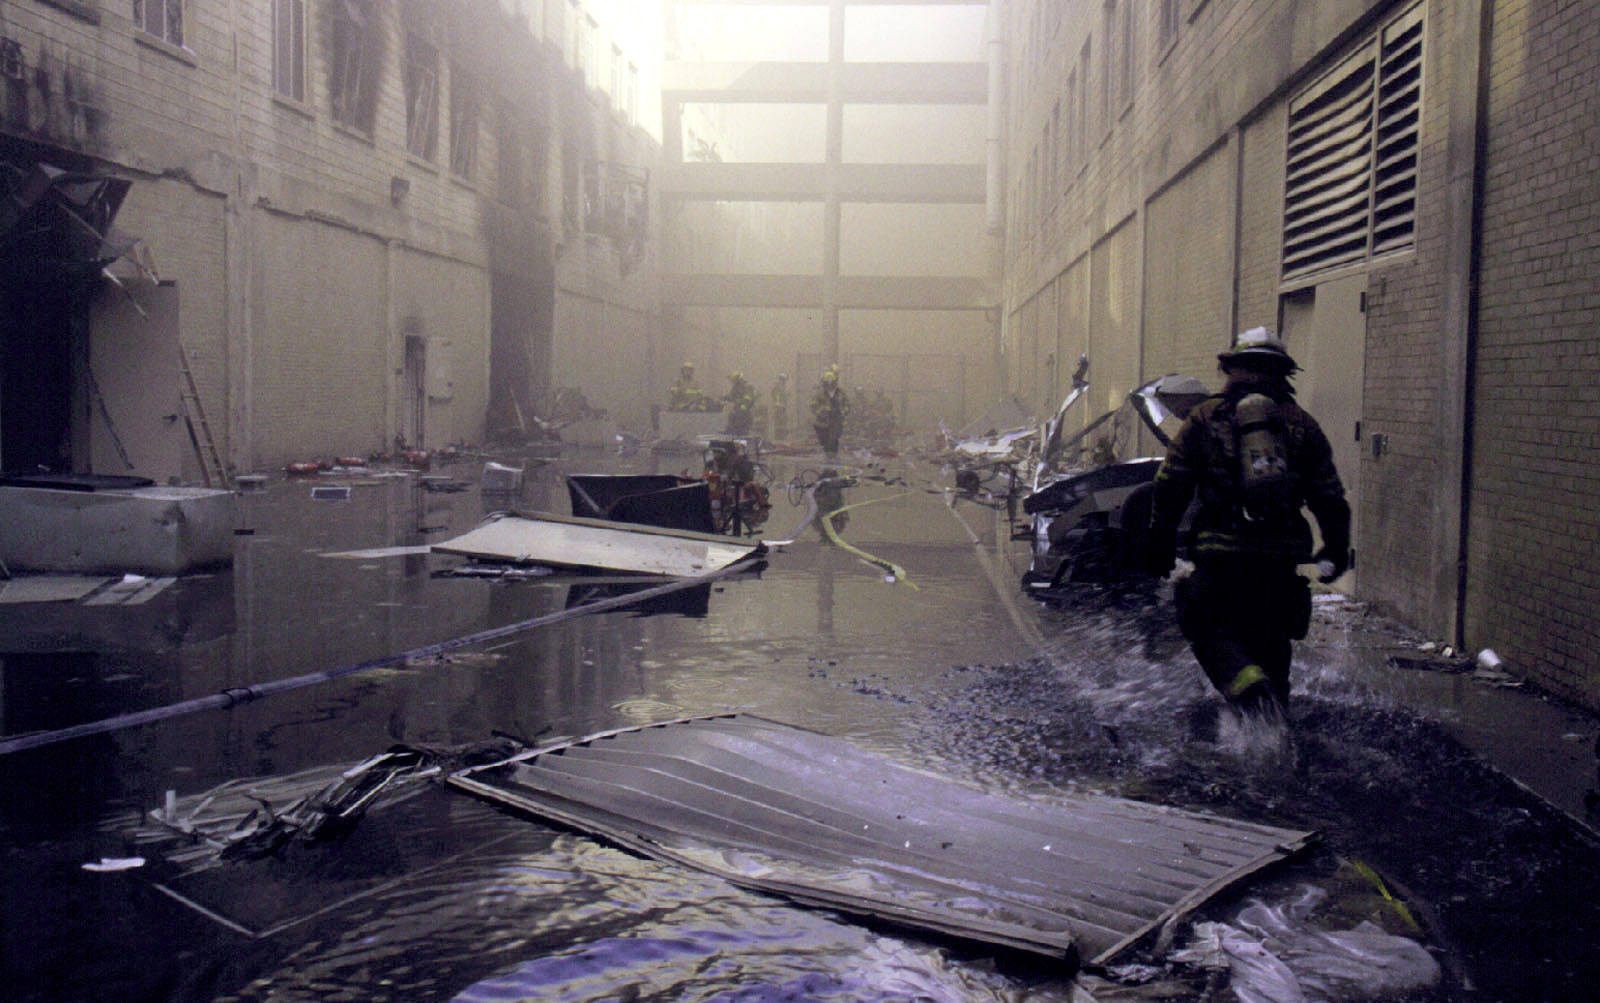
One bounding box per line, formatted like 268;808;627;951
1439;0;1493;646
822;0;845;368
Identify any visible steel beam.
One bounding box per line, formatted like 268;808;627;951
662;61;987;104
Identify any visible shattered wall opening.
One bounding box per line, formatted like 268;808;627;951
0;144;134;475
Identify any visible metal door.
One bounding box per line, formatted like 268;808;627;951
1282;273;1365;587
88;281;186;482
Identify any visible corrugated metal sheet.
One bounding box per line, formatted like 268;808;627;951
450;715;1314;964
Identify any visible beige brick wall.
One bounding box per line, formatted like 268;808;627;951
1236;105;1289;332
1142;144;1235;389
1464;0;1600;704
254;213;389;462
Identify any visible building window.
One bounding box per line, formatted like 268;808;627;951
450;65;481;179
567;0;581;69
1077;41;1093;152
498;100;522;205
1157;0;1179;55
134;0;183;46
403;35;440;160
272;0;304;101
626;62;639;125
1282;3;1423;280
1065;68;1078;174
610;45;623;109
1102;2;1117;130
1116;0;1135;111
1050;100;1061;195
580;15;599;90
331;0;379;132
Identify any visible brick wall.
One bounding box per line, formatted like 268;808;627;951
1465;0;1600;704
254;214;389;462
1236;105;1288;331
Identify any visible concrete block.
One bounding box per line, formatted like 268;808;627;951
0;485;234;575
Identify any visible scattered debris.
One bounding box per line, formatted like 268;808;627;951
1388;653;1474;673
481;461;525;495
82;856;146;872
138;748;441;863
433;564;555;581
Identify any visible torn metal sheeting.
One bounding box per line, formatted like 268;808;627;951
0;575;112;604
450;715;1314;963
323;545;433;560
431;511;763;577
84;575;176;606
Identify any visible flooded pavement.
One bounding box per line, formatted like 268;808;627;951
2;446;1598;1002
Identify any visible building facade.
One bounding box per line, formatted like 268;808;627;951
656;0;1000;430
1001;0;1599;706
0;0;662;479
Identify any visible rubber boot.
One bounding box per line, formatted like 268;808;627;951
1227;663;1275;714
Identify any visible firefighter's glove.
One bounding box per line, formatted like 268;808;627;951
1313;546;1347;583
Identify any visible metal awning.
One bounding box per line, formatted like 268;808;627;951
0;161;135;277
450;715;1314;963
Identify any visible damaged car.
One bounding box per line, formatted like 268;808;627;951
1020;374;1209;589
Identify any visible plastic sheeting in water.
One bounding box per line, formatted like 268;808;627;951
1170;885;1441;1002
450;714;1315;964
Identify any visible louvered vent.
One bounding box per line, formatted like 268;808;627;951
1283;4;1423;281
1373;10;1423;254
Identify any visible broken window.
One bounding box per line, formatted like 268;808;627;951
134;0;184;47
450;65;481;180
1282;2;1422;280
330;0;379;133
403;35;439;160
582;160;649;255
272;0;305;102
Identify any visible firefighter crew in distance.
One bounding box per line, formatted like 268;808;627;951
724;370;757;436
811;368;849;456
1145;327;1351;715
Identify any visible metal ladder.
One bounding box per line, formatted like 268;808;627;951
178;341;228;488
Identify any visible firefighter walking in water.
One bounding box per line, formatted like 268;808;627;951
1145;328;1350;715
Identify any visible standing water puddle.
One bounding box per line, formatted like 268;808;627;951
2;453;1596;1001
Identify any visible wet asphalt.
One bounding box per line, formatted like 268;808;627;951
1;443;1598;1002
